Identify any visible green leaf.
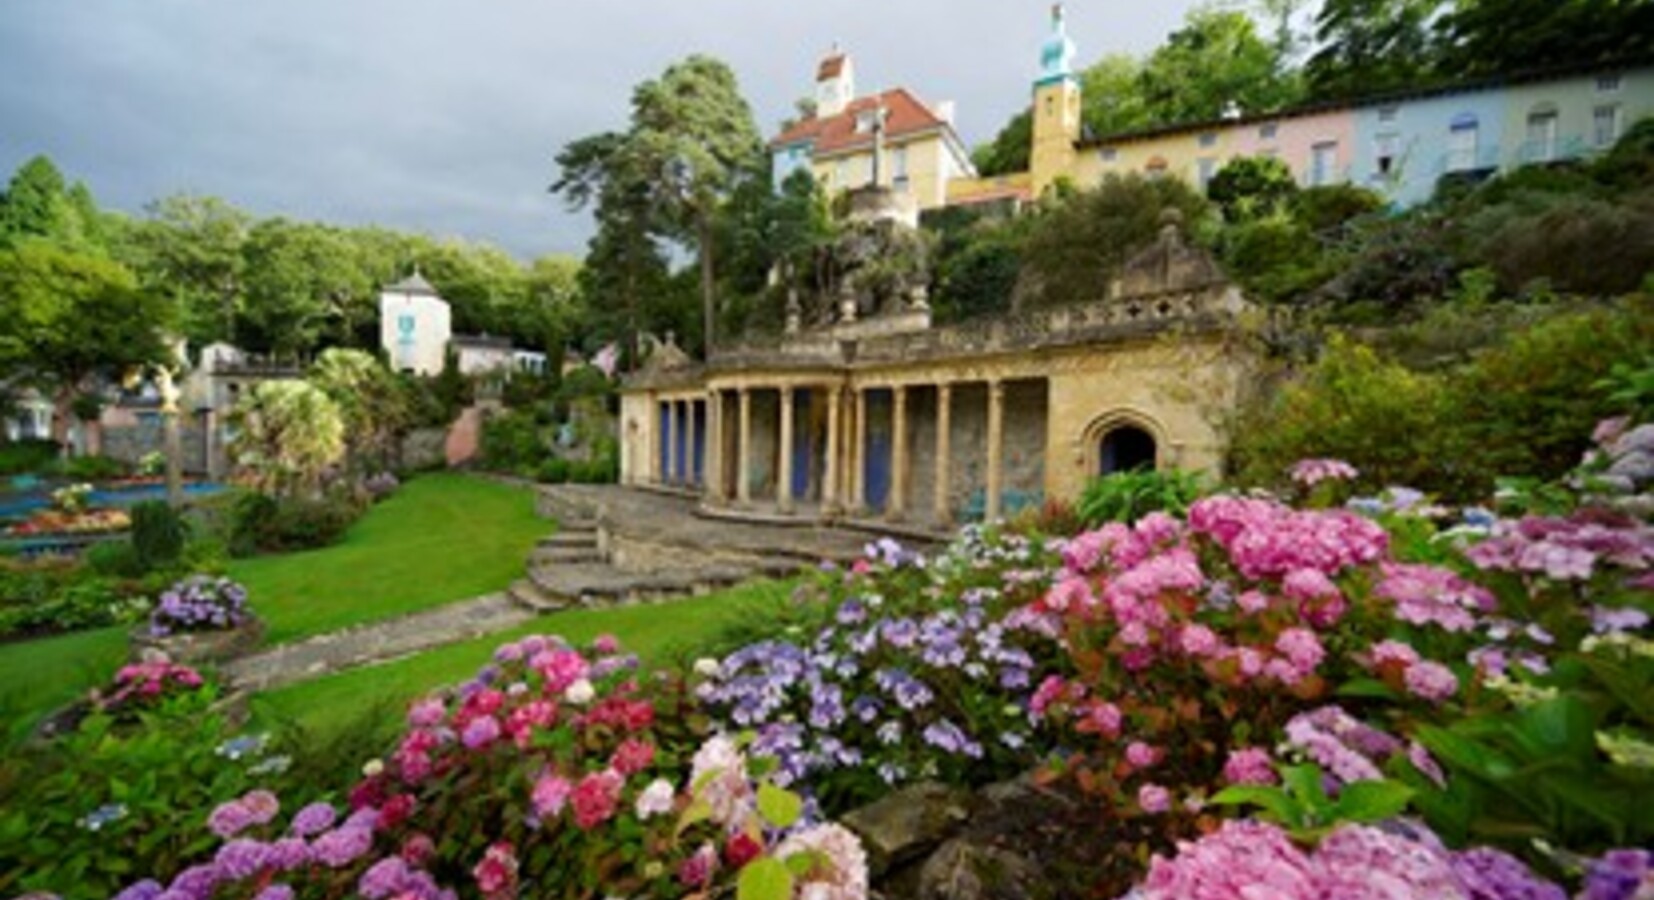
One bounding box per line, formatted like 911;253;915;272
1209;785;1304;825
1282;764;1330;811
1331;780;1415;824
1335;677;1400;700
675;798;712;838
756;783;803;830
738;857;794;900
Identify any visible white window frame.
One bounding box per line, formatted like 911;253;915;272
1593;104;1622;148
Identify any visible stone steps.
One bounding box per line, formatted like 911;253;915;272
530;545;606;566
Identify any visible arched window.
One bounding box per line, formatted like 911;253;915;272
1099;425;1157;475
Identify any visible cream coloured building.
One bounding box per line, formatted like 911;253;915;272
379;272;452;376
618;216;1257;528
771;50;976;215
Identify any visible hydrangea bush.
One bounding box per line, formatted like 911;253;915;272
148;575;252;636
109;636;872;900
696;529;1062;810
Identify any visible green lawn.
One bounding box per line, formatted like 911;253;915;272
252;579;795;738
0;473;544;740
228;473;548;644
0;626;126;744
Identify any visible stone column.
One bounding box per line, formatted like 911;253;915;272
934;383;952;526
686;399;700;487
850;388;867;513
823;385;842;513
651;395;664;483
646;392;660;485
706;391;722;500
888;385;909;521
737;388;752;505
986;380;1006;522
777;386;795;514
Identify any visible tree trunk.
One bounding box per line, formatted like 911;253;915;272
50;384;76;458
699;214;716;356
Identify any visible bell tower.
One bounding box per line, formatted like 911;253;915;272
1031;4;1082;197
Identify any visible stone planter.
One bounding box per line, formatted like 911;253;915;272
129;616;265;666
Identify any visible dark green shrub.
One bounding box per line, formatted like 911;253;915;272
1220;213;1336;303
1592;115;1654;190
1476;193;1654;296
84;540;144;578
1451;299;1654;490
537;458;571;484
936;234;1022;322
479;410;545;473
1290;184;1386;233
58;454;126;481
262;493;363;552
1076;469;1209;528
1208;155;1299;222
0;439;59;477
1230;335;1466;497
0;689;273;900
1018;173;1212;308
130;501;186;572
226;492;279;558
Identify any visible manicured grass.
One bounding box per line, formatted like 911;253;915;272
228;474;547;645
252;579;796;738
0;626;127;743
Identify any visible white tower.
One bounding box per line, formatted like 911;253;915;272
816;47;856;118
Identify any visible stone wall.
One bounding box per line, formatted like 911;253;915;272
102;422;208;474
400;428;448;471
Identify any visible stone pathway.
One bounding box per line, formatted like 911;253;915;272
222;592;534;692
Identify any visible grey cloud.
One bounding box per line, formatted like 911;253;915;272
0;0;1201;259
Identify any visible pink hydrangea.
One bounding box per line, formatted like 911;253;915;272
570;769;623;830
1404;660;1459;703
460;715;500;750
1368;639;1422;668
531;774;571;818
1138;783;1172;813
774;823;869;899
1291;458;1360;487
1140;819;1319;899
407;697;446;729
1223;747;1277;785
1275;628;1325;672
1178;624;1221;657
1126;741;1163;769
472;841;518;899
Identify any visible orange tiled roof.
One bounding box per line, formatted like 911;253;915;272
770;88;948;155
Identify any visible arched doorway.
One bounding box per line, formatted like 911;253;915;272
1098;424;1158;475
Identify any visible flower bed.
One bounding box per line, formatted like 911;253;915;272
14;420;1651;900
129;575;262;664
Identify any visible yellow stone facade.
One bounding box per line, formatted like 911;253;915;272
619;223;1257;531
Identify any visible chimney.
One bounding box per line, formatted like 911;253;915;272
935;100;956;125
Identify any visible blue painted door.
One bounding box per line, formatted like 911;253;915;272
692;404;706;485
791;392;812;501
864;393;891;511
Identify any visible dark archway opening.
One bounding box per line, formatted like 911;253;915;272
1099;426;1157;475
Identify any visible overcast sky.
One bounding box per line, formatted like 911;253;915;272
0;1;1205;260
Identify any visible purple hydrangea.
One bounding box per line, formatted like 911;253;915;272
148;575;251;637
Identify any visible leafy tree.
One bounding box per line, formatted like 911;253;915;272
128;194;251;345
0;156;107;253
308;348;409;470
624;56;764;353
1208;155;1300;222
227;379;346;498
1080;54;1155;138
1437;0;1654;78
1140;6;1302;123
1306;0;1444;99
1017;174;1212;308
0;239;174;447
239;219;371;356
973;110;1033;177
